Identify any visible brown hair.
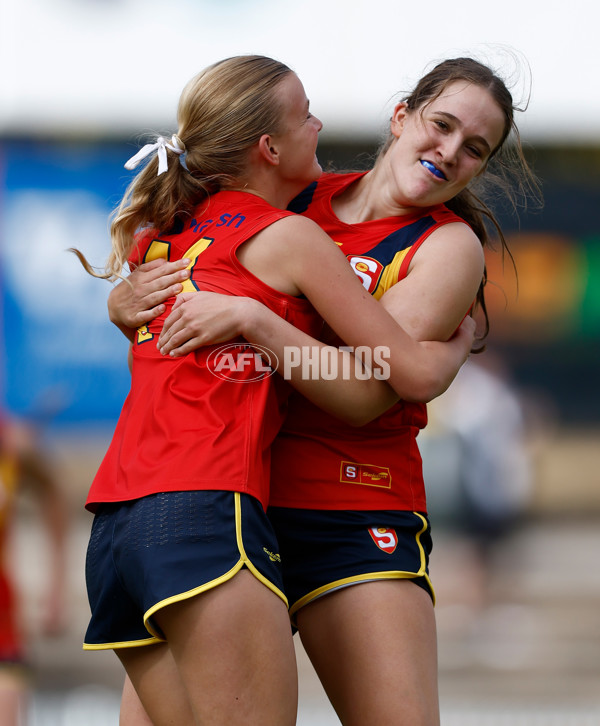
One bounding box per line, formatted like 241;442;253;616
75;55;293;280
379;57;540;345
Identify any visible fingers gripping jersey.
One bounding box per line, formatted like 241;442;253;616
269;172;470;511
86;192;322;511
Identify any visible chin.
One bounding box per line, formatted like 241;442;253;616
310;165;322;181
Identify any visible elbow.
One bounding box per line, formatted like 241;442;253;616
107;304;118;327
391;372;447;405
342;385;401;425
413;373;450;404
106;287;120;324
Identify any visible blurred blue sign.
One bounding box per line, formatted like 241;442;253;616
0;140;134;427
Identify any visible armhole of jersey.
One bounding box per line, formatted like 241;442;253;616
229;209;293;265
228;209;308;306
396;217;471;283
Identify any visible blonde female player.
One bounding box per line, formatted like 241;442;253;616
77;55;475;726
113;56;538;726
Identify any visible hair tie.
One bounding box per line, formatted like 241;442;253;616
124;135;187;175
172;135;189;171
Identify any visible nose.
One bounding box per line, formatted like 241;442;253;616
437;135;460;165
313;115;323;133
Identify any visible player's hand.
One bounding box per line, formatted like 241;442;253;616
158;292;257;356
428;313;477;362
451;314;477;356
108;258;191;330
413;315;478;401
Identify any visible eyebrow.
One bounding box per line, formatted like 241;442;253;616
434;111;492;155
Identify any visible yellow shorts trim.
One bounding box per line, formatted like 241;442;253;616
141;492;287;640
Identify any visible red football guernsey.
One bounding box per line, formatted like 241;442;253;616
86;191;322;511
269;172;470;511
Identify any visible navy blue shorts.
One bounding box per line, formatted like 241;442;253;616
267;507;434;623
84;491;286;650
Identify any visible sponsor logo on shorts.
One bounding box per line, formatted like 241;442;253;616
368;527;398;553
340;461;392;489
263;547;281;563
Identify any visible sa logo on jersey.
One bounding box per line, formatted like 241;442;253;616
348;255;384;295
368;527;398;553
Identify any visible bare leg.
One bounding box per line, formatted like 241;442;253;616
0;672;27;726
155;570;298;726
120;673;158;726
297;580;440;726
116;643;195;726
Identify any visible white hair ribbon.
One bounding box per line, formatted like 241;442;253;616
124;135;186;175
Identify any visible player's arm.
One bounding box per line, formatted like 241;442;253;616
246;216;475;408
378;222;485;343
158;216;475;424
159;291;474;425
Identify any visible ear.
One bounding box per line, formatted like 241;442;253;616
257;134;280;166
390;102;409;139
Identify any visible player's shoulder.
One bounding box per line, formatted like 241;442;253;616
251;213;335;270
265;211;329;239
427;220;483;253
410;221;484;279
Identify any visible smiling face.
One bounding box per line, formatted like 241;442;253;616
386;80;507;210
271;72;323;192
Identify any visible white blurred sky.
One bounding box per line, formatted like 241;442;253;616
0;0;596;143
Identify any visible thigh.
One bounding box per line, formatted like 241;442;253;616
84;503;161;649
156;570;298;726
116;644;194;726
297;579;439;726
119;676;154;726
108;492;296;725
86;491;288;649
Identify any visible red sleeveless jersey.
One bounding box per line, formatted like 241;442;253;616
269;172;470;511
86;191;322;511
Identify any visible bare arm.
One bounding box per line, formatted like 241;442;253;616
157;216;476;423
378;222;485;343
